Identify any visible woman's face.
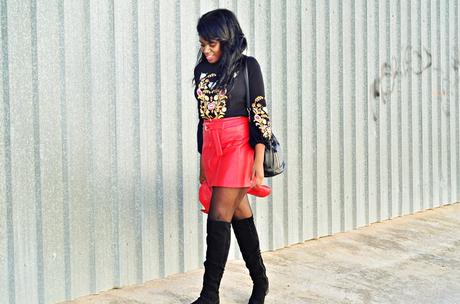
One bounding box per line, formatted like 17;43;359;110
199;37;222;64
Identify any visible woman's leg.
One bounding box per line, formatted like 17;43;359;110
208;186;249;222
232;194;253;220
193;186;248;304
231;194;269;303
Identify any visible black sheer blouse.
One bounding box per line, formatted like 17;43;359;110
194;55;273;154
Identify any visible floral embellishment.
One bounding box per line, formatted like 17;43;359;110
196;73;228;119
251;96;272;139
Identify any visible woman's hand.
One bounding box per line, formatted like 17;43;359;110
251;161;264;188
199;155;206;183
251;143;266;188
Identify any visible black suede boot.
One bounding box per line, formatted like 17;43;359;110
192;218;231;304
231;216;269;304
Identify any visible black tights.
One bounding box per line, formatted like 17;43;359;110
208;186;254;222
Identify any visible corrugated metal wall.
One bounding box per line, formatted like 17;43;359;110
0;0;459;303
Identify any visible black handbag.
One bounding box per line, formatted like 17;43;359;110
244;57;286;177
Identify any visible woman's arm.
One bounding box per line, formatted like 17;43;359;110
247;56;272;148
251;143;265;187
246;56;272;187
197;118;206;183
199;154;206;183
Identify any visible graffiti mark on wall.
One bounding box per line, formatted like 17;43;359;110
371;45;458;121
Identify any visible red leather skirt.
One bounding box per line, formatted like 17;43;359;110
202;116;254;188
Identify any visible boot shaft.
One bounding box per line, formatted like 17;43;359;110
195;219;232;303
231;216;269;303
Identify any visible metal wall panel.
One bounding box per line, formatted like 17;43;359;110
0;0;459;303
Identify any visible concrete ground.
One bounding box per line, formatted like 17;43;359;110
61;202;460;304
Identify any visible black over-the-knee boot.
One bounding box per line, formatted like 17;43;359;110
231;215;269;304
192;218;231;304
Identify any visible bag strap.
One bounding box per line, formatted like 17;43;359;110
243;56;251;115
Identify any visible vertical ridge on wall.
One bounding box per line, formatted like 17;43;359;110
0;0;15;302
363;0;370;225
57;0;72;298
384;0;393;220
108;0;121;288
30;1;44;302
396;0;403;216
81;0;96;292
441;0;448;203
403;0;411;215
268;0;281;248
343;0;357;231
311;0;318;238
286;0;300;245
416;0;424;211
442;0;451;204
263;0;274;250
391;0;397;218
316;0;327;237
300;0;311;241
195;0;204;269
425;0;434;210
449;0;458;205
131;0;143;285
325;0;332;235
374;0;382;222
234;0;254;257
153;0;165;279
174;0;184;273
368;0;377;223
281;0;289;246
337;0;345;233
90;0;118;293
355;0;368;227
435;0;442;206
249;0;271;252
0;0;9;298
330;0;341;235
9;0;39;302
177;0;201;273
159;0;181;277
295;0;303;242
114;0;144;285
83;0;97;293
350;0;357;229
404;0;414;214
409;1;418;214
250;1;268;252
455;0;460;201
66;0;92;296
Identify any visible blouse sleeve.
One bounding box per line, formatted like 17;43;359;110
194;66;204;154
247;56;273;148
197;118;203;154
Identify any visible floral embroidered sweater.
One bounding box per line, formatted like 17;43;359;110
194;55;272;154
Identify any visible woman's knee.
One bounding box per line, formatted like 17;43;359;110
233;194;253;220
208;203;235;221
208;187;248;221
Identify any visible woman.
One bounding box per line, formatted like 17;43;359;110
192;8;272;304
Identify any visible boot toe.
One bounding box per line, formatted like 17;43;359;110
191;296;219;304
248;278;269;304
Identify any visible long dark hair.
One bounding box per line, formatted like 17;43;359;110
195;8;247;91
